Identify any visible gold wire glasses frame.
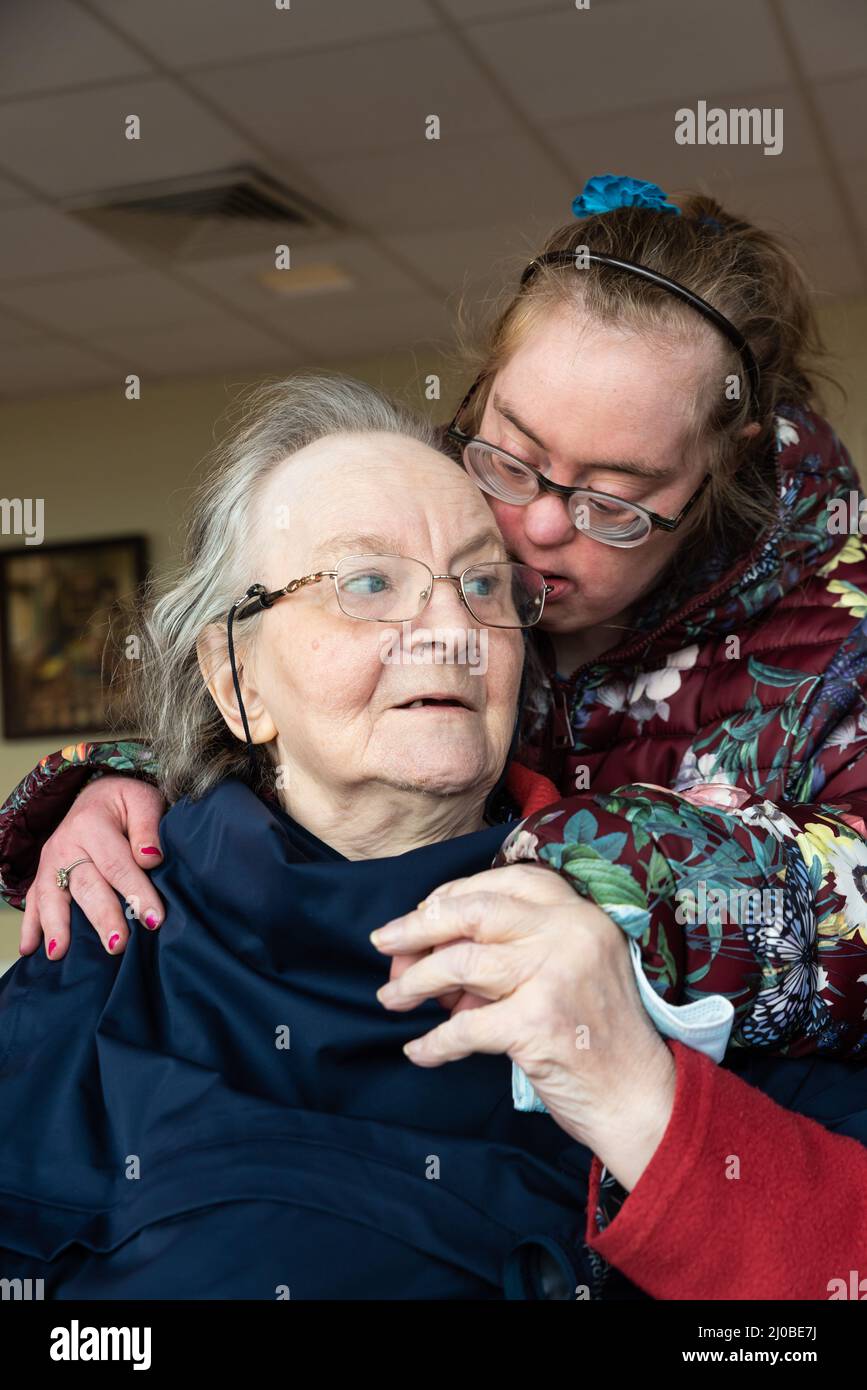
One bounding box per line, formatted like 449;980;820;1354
226;555;551;760
231;554;553;629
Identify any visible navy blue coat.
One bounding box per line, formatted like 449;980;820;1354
1;778;864;1300
0;779;605;1299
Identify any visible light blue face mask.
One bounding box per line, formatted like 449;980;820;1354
512;938;734;1114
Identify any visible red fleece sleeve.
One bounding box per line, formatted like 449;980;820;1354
585;1040;867;1300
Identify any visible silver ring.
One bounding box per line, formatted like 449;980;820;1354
55;857;91;891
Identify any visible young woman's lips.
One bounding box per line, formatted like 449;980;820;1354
542;574;576;603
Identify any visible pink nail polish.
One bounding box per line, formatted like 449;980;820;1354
108;933;121;952
47;938;57;957
140;846;161;857
144;912;160;930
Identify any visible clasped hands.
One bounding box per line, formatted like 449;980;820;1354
370;862;676;1191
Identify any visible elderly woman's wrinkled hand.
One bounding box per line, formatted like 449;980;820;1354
371;864;677;1188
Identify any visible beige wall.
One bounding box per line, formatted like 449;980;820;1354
814;297;867;472
2;302;866;965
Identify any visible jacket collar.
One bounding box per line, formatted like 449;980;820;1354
634;405;859;649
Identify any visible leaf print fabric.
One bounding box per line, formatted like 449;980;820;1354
496;782;867;1057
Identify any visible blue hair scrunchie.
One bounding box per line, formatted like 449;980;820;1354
571;173;681;220
571;173;725;235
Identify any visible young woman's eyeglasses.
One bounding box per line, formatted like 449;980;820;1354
445;379;710;549
231;555;553;629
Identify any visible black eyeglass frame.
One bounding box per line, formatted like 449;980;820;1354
443;242;762;544
445;381;712;539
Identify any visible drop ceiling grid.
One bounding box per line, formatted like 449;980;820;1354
0;0;859;394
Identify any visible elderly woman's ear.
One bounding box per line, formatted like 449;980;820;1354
196;623;278;747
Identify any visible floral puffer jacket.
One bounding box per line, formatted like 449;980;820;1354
2;404;867;1060
494;403;867;1059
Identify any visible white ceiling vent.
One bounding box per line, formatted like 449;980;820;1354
65;166;342;261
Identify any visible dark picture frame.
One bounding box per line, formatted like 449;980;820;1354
0;535;148;740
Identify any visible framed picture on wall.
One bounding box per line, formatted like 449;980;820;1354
0;535;148;740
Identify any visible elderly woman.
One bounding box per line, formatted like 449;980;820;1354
0;374;672;1300
3;175;867;1299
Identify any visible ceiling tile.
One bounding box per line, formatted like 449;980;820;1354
179;236;418;289
461;0;790;123
188;31;517;160
813;73;867;165
281;290;454;360
439;0;567;18
87;0;438;67
0;268;224;335
96;315;299;377
0;337;121;396
720;167;865;299
0;173;34;207
0;0;150;99
779;0;867;81
380;222;538;302
0;205;137;281
0;314;44;348
312;132;573;235
546;86;822;191
0;79;252;199
846;164;867;232
179;239;426;332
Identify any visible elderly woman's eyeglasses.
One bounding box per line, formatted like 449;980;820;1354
226;555;550;761
446;380;711;548
231;555;553;630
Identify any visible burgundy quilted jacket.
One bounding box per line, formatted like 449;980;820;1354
3;403;867;1057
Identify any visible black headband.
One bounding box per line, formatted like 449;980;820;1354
519;250;760;405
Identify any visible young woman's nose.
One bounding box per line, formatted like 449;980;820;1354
517;493;578;548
